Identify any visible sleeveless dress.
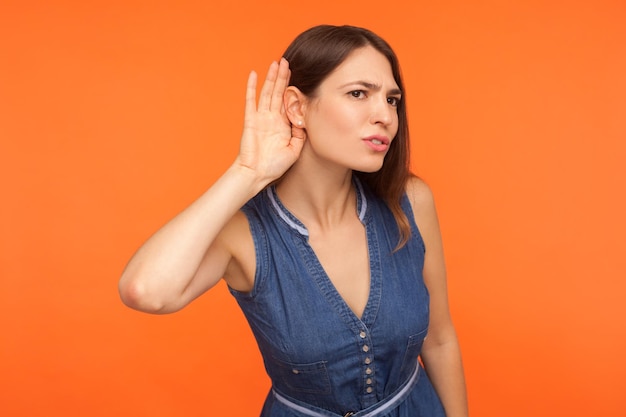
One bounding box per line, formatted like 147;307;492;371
230;178;446;417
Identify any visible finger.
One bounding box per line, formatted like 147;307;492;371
280;67;292;116
270;58;290;113
257;61;278;111
291;125;306;140
244;70;258;119
289;126;306;155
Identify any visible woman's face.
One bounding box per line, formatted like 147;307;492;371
301;45;401;173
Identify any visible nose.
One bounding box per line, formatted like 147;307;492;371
369;96;394;126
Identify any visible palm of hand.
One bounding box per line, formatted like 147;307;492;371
237;59;305;184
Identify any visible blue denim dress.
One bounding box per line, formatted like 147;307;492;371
231;178;446;417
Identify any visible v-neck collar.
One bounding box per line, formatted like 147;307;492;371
266;176;368;238
266;176;380;327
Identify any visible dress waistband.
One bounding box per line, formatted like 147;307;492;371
271;362;421;417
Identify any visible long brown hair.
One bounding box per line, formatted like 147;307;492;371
283;25;412;249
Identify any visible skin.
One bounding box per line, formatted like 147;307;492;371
119;46;468;416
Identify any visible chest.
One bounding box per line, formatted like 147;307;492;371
308;220;370;319
236;185;430;364
248;218;430;366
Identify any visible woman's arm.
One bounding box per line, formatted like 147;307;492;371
407;176;469;417
118;58;305;314
118;165;260;314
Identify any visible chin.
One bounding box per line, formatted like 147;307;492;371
353;161;385;174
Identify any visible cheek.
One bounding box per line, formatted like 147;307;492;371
313;103;359;137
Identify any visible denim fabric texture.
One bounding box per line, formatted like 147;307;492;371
231;178;445;417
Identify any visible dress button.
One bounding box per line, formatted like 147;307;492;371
359;331;366;338
365;367;372;375
364;357;371;365
362;345;369;352
366;387;373;393
292;369;299;374
366;378;372;385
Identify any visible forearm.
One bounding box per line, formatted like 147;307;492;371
421;337;469;417
118;163;265;313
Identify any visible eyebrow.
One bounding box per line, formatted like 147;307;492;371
340;81;402;96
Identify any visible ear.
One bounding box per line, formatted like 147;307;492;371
283;86;307;127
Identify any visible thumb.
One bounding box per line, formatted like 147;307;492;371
289;126;306;154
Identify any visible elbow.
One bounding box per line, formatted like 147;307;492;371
118;272;169;314
118;279;144;311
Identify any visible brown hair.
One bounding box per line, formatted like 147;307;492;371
283;25;412;249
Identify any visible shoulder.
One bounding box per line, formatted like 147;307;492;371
404;176;442;247
405;175;437;219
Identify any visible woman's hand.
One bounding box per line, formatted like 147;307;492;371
235;58;306;185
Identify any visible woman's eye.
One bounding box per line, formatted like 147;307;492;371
350;90;365;98
387;97;401;107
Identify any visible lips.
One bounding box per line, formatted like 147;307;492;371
363;135;390;152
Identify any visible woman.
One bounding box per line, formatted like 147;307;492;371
119;25;468;417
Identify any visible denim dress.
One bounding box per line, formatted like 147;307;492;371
231;178;446;417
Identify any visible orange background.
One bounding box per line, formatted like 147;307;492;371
1;0;625;416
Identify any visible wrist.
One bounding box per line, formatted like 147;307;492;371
226;161;272;197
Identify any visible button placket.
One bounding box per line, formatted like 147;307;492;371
357;327;375;397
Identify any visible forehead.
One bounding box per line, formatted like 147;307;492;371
322;45;398;89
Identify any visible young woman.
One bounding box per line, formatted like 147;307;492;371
119;25;468;417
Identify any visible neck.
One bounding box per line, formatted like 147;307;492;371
275;157;356;231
